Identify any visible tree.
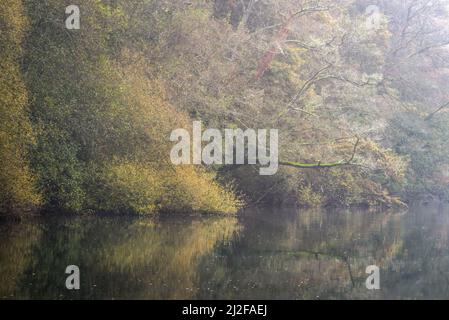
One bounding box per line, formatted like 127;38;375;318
0;0;40;214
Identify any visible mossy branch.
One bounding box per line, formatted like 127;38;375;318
279;137;360;169
425;101;449;121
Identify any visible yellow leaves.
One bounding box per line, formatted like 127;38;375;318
0;0;40;214
360;139;409;183
270;45;307;87
166;166;243;214
0;114;41;212
297;185;322;207
0;0;29;54
100;162;163;215
96;162;241;215
79;55;241;215
313;11;338;27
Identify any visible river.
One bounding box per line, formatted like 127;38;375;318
1;205;448;299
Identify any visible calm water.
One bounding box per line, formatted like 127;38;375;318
1;205;449;299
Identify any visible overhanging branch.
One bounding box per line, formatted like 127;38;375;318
425;101;449;121
279;137;360;169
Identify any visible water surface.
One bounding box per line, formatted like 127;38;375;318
1;205;448;299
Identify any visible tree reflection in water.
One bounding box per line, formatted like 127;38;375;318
2;205;449;299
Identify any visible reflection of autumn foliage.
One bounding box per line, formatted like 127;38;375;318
199;208;404;299
0;223;42;298
0;216;241;299
93;217;241;299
